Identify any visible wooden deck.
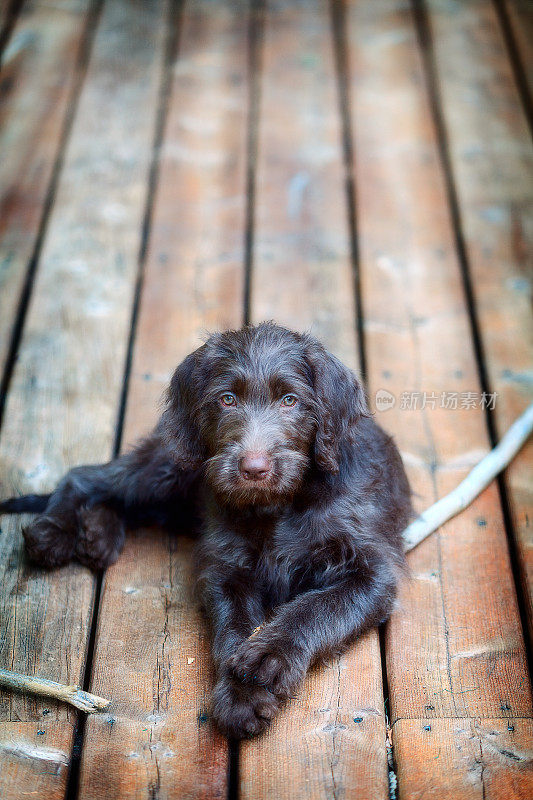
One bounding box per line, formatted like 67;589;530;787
0;0;532;797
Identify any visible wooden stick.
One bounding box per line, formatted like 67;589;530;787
403;403;533;552
0;668;110;713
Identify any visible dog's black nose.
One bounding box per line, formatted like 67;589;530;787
239;453;272;480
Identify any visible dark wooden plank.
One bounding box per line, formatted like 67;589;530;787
0;0;8;27
0;0;94;377
240;1;389;797
502;0;533;103
343;0;532;796
79;1;250;796
0;1;167;797
426;0;533;643
0;0;20;42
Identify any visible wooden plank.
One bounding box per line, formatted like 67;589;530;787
0;0;19;39
0;723;75;800
502;0;533;102
343;0;532;796
0;1;167;798
0;0;8;28
240;1;389;797
80;535;228;800
426;0;533;643
240;636;387;800
394;718;533;799
0;0;94;377
78;1;250;796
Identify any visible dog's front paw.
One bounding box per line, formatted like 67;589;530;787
212;674;279;739
228;635;307;700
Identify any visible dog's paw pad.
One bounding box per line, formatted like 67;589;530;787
229;637;306;699
211;676;279;739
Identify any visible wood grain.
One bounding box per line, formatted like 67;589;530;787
502;0;533;102
0;1;531;797
394;717;533;800
0;0;21;42
0;0;93;376
0;0;10;30
0;722;75;800
343;0;532;795
80;534;228;800
0;0;166;797
79;1;250;796
240;1;389;797
426;0;533;644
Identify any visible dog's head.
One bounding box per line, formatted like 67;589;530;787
160;323;368;506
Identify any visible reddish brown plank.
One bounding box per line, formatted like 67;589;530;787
240;1;389;797
0;0;94;376
0;1;167;798
79;1;251;796
240;635;387;800
80;535;228;800
426;0;533;644
0;723;75;800
394;718;533;800
348;0;530;721
344;0;532;796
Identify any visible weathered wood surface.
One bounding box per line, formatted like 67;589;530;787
78;0;250;796
502;0;533;104
0;0;9;29
0;723;74;800
394;718;533;800
0;0;19;40
344;0;532;795
0;0;94;377
0;0;531;798
425;0;533;642
0;0;166;797
240;1;389;798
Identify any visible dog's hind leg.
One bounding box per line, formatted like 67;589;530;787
5;430;191;569
75;504;126;570
21;500;125;571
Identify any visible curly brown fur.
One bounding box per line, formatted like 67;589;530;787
1;322;412;738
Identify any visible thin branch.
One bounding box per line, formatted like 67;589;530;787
0;668;110;713
404;403;533;552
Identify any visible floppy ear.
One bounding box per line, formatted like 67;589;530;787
157;349;206;470
305;338;369;474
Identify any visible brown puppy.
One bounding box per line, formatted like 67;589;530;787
1;323;411;738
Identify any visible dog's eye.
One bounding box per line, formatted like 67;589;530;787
281;394;297;407
220;393;237;407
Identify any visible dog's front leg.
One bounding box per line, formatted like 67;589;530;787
228;569;397;702
199;569;281;738
199;568;265;669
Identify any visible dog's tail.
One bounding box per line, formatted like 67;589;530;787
0;494;51;514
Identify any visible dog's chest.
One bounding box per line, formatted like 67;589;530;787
252;518;328;606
